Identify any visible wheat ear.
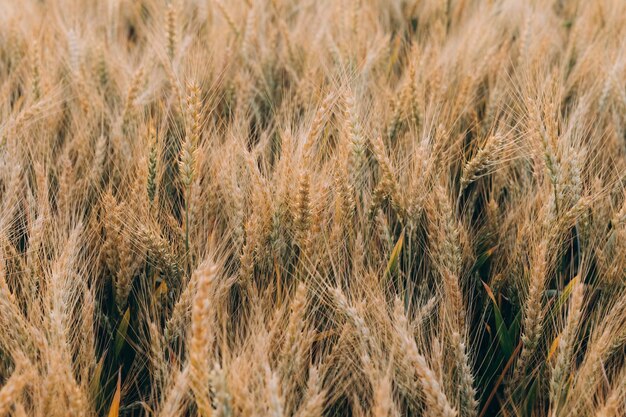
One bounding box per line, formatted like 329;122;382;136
189;261;218;417
394;302;457;417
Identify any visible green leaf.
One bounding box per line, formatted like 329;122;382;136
89;356;105;401
508;310;522;343
556;275;580;311
385;231;404;279
483;281;513;357
524;377;539;416
546;275;581;320
548;333;561;362
472;245;498;273
114;308;130;358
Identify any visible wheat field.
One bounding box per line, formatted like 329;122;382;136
0;0;625;416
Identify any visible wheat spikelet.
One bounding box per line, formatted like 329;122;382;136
67;29;80;74
147;126;158;205
451;331;478;417
369;136;403;218
95;44;108;88
209;364;233;417
428;185;465;327
215;0;240;37
31;41;41;99
166;3;177;61
550;279;585;412
266;366;285;417
180;91;199;254
189;260;218;417
387;95;403;142
595;369;626;417
0;357;32;417
138;224;181;285
460;134;503;193
165;273;196;341
121;66;145;131
331;286;371;345
294;367;325;417
344;91;364;181
114;229;144;310
511;242;548;390
394;301;457;417
89;135;107;190
370;373;393;417
402;59;420;130
402;338;457;417
158;366;191;417
294;169;312;249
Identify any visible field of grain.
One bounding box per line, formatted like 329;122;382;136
0;0;625;416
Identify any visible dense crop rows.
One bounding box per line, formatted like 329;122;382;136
0;1;625;416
